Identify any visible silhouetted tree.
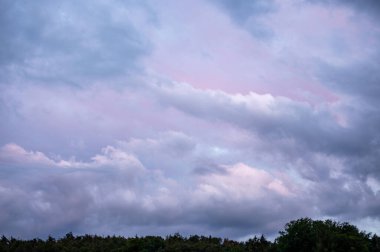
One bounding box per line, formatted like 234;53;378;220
370;234;380;252
276;218;371;252
245;235;272;252
0;218;377;252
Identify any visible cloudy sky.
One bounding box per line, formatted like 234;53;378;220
1;0;380;240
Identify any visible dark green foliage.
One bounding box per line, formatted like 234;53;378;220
275;218;373;252
0;233;270;252
0;218;378;252
246;235;273;252
370;234;380;252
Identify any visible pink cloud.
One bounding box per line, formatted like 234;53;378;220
0;143;144;172
141;0;379;104
195;163;295;200
0;143;56;166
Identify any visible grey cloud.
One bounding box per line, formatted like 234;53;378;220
124;131;197;158
312;56;380;180
0;144;147;238
308;0;380;17
0;0;151;85
316;59;380;104
210;0;275;38
2;79;376;238
149;80;380;217
211;0;275;22
190;193;308;236
0;170;94;237
2;0;380;240
151;81;362;158
312;175;380;220
0;84;161;159
0;143;311;239
192;163;227;176
1;132;379;239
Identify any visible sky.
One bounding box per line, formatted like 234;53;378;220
1;0;380;240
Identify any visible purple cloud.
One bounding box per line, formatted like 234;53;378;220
1;0;380;240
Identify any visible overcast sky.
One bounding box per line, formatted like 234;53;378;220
1;0;380;240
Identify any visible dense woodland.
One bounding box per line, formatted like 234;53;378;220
1;218;380;252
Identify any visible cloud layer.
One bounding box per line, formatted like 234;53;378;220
1;0;380;239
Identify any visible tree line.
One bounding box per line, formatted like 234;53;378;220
1;218;380;252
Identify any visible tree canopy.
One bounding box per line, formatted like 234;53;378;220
276;218;375;252
1;218;379;252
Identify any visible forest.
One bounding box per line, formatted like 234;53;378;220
1;218;380;252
